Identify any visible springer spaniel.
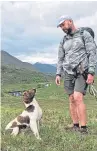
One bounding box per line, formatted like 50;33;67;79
5;89;42;140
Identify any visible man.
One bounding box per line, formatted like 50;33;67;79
55;15;97;134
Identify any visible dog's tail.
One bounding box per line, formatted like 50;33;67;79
5;120;14;130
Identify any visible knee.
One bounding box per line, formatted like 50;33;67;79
73;92;83;105
69;94;76;104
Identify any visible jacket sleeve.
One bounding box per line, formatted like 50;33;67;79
56;38;65;76
83;30;97;74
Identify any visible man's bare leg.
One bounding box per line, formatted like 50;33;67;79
73;91;87;126
69;94;79;124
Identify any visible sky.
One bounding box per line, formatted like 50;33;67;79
1;1;97;64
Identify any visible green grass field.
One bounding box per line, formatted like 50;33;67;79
1;79;97;151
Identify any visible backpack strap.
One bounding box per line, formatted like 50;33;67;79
80;28;85;46
62;35;67;45
80;28;97;59
79;28;90;59
61;35;67;53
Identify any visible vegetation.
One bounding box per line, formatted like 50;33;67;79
1;50;97;150
1;65;54;85
1;77;97;151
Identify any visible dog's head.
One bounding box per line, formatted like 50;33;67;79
23;89;36;104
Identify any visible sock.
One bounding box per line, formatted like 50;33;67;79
73;123;79;127
81;126;87;129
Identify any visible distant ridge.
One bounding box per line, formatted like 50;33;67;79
1;50;36;71
33;62;56;74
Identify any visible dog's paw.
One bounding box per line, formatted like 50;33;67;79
37;137;42;140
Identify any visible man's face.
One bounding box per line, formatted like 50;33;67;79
59;20;73;34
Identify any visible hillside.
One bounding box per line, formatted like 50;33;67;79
1;50;57;74
33;62;56;74
1;65;54;85
1;50;36;71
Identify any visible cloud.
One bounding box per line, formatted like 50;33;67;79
75;12;97;28
75;11;97;42
15;44;58;64
15;53;57;64
1;1;97;64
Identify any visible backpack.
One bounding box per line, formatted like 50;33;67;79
80;27;97;58
80;27;95;39
62;27;96;51
62;27;95;47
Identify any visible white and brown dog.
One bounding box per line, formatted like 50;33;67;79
5;89;42;140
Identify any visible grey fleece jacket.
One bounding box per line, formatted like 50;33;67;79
56;28;97;75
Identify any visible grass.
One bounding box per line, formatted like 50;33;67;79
1;79;97;151
1;65;54;85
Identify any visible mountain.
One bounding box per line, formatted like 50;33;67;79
51;64;57;67
1;50;36;71
33;62;56;74
1;50;57;74
1;51;54;85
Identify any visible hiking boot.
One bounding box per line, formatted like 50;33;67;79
65;125;80;132
79;128;88;134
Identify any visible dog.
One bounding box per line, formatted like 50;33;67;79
5;88;42;140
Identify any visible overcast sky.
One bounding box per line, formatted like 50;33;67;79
1;1;97;64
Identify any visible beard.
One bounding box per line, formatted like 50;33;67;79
63;28;72;35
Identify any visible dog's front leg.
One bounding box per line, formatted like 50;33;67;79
30;120;41;140
11;127;19;136
37;120;40;132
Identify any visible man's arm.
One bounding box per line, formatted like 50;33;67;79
83;30;97;75
56;39;65;76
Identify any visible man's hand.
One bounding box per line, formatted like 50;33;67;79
55;75;61;85
86;74;94;84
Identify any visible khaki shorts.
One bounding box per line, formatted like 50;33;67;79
64;71;88;95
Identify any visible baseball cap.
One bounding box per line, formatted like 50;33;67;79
57;15;72;28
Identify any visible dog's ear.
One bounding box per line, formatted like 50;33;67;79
29;89;36;94
33;88;36;93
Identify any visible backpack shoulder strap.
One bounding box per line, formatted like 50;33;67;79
60;35;67;53
79;28;91;58
62;35;67;45
79;28;85;46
